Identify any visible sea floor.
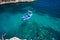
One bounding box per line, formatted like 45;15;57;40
0;2;60;40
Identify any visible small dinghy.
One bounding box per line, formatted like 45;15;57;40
22;13;32;20
22;10;32;20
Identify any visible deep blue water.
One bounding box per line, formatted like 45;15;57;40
0;0;60;40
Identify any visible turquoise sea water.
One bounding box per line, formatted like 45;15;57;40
0;0;60;40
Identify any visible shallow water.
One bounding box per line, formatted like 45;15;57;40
0;0;60;40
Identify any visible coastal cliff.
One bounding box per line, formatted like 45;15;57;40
0;0;34;5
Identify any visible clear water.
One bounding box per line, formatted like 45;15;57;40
0;0;60;40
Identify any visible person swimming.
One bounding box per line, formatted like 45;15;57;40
22;10;32;20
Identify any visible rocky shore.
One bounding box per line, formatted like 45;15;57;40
0;0;34;5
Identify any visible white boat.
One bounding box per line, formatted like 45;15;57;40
22;13;32;20
22;10;32;20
